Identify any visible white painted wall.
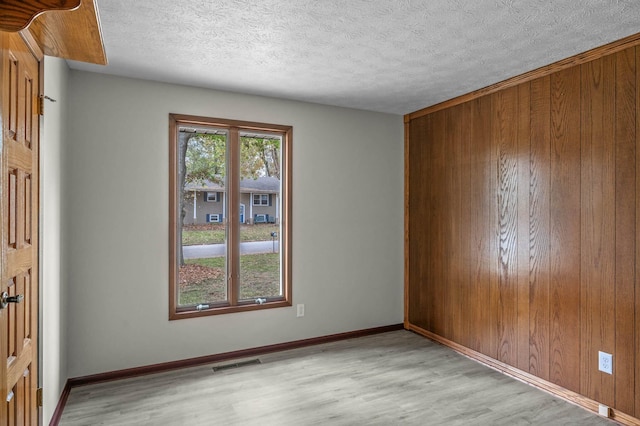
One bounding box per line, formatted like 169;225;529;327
41;56;69;424
65;71;404;377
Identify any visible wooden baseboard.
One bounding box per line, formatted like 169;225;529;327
406;323;640;426
48;380;71;426
49;324;403;424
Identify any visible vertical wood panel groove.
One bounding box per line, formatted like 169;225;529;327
445;106;464;342
517;82;531;372
635;45;640;419
549;65;581;392
469;96;493;356
460;104;472;349
404;120;410;328
432;111;447;337
614;47;636;416
494;88;519;366
580;55;616;405
529;75;551;380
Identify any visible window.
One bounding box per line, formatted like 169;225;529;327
206;213;222;223
253;194;269;206
169;114;292;319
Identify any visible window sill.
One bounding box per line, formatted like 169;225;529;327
170;299;291;320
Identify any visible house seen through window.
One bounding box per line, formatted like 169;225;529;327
169;114;292;318
253;193;269;206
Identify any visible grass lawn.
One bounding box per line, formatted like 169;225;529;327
182;223;278;245
179;253;280;306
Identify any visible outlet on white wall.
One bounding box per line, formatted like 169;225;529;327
598;351;613;375
297;304;305;317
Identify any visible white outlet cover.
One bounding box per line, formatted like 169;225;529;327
598;351;613;375
598;404;611;417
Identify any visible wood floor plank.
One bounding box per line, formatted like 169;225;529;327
58;331;615;426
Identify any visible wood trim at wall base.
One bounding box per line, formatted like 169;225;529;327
406;323;640;426
405;32;640;122
48;380;71;426
51;324;403;417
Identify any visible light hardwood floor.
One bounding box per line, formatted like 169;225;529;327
59;331;613;425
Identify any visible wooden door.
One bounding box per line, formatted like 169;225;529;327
0;30;40;425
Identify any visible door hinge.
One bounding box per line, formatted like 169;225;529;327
38;95;57;115
36;388;43;407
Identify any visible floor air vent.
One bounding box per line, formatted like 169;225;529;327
212;359;261;372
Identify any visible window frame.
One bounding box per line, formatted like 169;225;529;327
253;193;269;206
169;114;292;320
205;191;218;202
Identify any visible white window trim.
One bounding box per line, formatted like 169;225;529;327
206;191;218;202
208;213;222;223
253;193;269;206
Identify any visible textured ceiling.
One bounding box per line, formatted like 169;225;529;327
69;0;640;115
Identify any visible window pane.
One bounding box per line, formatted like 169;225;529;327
239;135;282;301
178;130;228;307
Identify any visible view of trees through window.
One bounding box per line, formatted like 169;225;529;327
170;116;291;316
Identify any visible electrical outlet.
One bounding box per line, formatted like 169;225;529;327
598;404;611;418
296;304;305;317
598;351;613;375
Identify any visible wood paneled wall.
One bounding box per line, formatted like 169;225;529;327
406;42;640;421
